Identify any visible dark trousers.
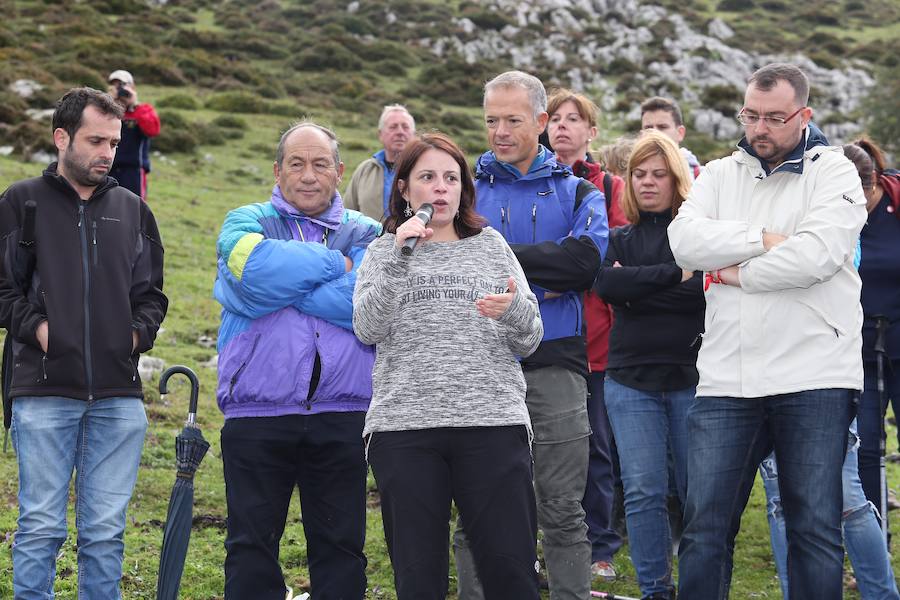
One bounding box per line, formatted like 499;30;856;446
858;359;900;534
369;426;539;600
583;371;622;562
221;413;368;600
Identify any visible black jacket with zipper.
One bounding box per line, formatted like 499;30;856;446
0;163;167;400
593;210;704;369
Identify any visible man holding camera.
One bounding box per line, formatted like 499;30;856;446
107;69;160;199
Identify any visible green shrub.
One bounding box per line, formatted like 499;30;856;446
717;0;753;10
266;100;302;118
0;91;26;124
0;119;56;157
43;63;106;90
439;111;479;135
863;66;900;153
253;80;287;100
805;32;847;55
158;110;190;131
152;127;199;154
205;92;268;114
460;7;514;31
131;56;188;86
211;115;248;131
293;41;364;71
701;84;743;116
373;60;408;77
411;57;505;106
606;57;638;76
194;122;226;146
157;94;200;110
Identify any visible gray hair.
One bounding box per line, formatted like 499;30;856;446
483;70;547;120
275;121;341;167
748;63;810;106
377;104;415;132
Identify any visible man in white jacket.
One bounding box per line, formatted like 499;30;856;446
668;63;867;600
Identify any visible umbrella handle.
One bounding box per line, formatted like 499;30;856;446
159;366;201;424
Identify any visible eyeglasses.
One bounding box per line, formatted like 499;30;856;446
736;106;805;129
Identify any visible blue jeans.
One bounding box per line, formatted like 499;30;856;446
604;378;693;597
11;396;148;600
761;419;899;600
678;390;854;600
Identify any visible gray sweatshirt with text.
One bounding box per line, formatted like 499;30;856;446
353;227;543;436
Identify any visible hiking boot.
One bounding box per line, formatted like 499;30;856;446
591;560;616;581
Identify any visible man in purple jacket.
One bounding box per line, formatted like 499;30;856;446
214;122;380;599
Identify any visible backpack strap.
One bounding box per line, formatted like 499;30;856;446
602;172;613;211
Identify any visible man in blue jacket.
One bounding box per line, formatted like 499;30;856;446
454;70;609;600
213;122;381;599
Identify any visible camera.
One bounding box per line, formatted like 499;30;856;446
117;84;133;100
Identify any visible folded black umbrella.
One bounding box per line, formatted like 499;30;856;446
156;365;210;600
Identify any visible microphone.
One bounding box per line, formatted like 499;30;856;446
401;203;434;256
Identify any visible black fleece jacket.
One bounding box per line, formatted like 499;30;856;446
593;211;704;369
0;163;167;400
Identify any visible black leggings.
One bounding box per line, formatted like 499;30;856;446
369;425;539;600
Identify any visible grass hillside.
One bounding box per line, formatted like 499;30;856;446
1;0;899;597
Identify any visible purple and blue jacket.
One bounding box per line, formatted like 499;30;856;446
214;186;381;418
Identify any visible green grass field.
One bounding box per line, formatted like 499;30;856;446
0;93;899;598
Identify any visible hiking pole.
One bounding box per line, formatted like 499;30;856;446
873;315;889;543
591;591;640;600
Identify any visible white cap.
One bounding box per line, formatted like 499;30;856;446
107;69;134;85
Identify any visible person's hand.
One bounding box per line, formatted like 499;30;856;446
132;330;139;352
681;269;694;282
476;277;517;320
394;215;433;249
718;265;741;287
36;320;48;353
344;256;353;272
612;260;622;267
763;232;788;251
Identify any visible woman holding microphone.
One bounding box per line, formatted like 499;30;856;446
353;133;543;599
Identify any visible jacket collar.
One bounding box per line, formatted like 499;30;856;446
270;184;343;229
572;155;601;180
475;145;572;183
373;148;391;170
736;123;829;177
42;161;118;201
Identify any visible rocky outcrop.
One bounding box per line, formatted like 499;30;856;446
419;0;873;143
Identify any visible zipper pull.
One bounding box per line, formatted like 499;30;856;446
531;204;537;222
92;221;97;246
585;207;594;231
78;204;84;227
500;207;506;224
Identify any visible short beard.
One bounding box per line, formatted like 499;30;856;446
62;150;110;189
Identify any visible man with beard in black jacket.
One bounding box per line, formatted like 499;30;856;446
0;87;167;598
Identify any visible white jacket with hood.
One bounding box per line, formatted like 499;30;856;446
668;126;867;398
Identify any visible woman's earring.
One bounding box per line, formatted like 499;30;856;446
404;201;413;217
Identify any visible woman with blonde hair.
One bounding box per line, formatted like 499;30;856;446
593;130;704;600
